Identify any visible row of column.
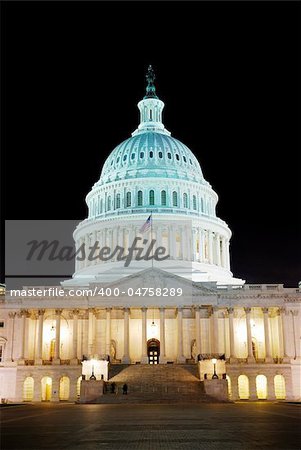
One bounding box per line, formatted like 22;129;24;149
6;306;299;364
76;226;230;271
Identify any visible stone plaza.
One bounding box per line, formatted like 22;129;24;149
1;402;301;449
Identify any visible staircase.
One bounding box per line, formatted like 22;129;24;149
98;364;217;404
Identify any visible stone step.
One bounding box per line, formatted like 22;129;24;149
97;363;215;404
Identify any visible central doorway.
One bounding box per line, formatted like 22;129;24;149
147;339;160;364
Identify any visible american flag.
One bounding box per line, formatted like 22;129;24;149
139;215;152;233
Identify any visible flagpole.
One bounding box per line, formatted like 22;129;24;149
150;211;153;268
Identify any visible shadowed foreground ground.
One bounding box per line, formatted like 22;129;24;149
1;402;300;449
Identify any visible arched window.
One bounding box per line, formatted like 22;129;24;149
193;195;197;210
238;375;249;400
149;190;155;206
23;377;34;401
116;193;120;209
256;375;267;399
107;196;111;211
172;191;178;207
138;190;143;206
274;375;286;399
161;190;167;206
201;198;204;212
100;199;103;214
126;192;131;207
167;152;171;159
149;151;153;158
159;151;163;158
183;193;188;208
41;376;52;401
59;376;70;401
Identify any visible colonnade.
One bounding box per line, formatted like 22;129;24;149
75;225;230;271
4;306;299;365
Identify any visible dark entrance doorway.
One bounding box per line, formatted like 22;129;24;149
147;339;160;364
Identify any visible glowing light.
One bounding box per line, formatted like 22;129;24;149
150;320;157;337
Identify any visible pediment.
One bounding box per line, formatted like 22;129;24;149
89;267;217;307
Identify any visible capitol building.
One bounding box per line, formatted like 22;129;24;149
0;67;300;403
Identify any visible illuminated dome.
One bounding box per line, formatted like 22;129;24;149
100;132;204;185
63;66;244;287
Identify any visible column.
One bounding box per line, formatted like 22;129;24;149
228;308;237;363
35;309;45;364
157;226;163;252
85;234;89;267
122;308;130;363
212;307;219;354
195;306;201;359
141;307;148;364
192;228;197;261
159;308;167;363
181;227;186;260
177;308;185;363
105;308;111;359
279;307;290;362
198;229;202;262
262;307;273;363
208;231;213;263
53;309;62;364
225;239;230;270
169;226;176;259
71;310;79;364
201;229;206;263
221;236;226;268
112;227;118;261
7;312;17;362
292;309;300;360
215;233;221;266
88;309;95;357
245;307;255;363
18;310;28;364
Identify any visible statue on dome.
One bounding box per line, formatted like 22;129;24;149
146;65;155;85
144;65;158;99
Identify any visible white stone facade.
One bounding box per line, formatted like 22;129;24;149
1;274;300;402
1;68;300;403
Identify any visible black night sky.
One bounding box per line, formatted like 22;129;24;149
1;2;300;286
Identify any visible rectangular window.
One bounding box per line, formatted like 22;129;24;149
0;345;3;362
0;322;4;328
